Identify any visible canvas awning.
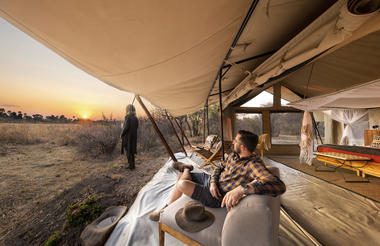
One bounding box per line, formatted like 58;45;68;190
0;0;337;116
224;0;380;108
0;0;379;116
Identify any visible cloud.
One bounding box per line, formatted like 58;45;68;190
0;104;20;108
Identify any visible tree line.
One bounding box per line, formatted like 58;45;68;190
0;105;222;138
0;108;77;123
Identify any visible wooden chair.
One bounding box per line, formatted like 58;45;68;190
192;134;218;151
256;134;271;159
197;140;233;168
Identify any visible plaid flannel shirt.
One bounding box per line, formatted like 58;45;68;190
210;152;286;196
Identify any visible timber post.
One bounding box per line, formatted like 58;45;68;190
174;117;192;148
166;111;187;156
219;69;225;161
136;95;177;162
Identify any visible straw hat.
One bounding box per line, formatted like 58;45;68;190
175;200;215;233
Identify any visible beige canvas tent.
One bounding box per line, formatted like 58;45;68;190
1;0;380;245
2;0;379;118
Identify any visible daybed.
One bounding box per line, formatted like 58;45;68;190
159;166;281;246
314;144;380;178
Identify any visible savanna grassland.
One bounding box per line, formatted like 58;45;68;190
0;121;197;246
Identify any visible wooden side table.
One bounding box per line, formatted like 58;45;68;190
364;130;380;146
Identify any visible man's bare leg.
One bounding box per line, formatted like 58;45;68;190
168;168;195;204
149;167;195;221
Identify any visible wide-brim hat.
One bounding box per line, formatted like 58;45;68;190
175;200;214;233
80;206;127;246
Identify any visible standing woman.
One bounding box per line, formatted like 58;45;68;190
121;104;139;169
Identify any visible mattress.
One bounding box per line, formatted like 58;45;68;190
317;144;380;163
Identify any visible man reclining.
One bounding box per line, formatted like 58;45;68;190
149;130;286;221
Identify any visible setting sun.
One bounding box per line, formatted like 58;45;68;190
82;114;88;119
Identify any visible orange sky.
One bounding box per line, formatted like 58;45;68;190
0;17;153;120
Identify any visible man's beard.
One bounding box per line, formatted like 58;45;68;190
234;144;241;154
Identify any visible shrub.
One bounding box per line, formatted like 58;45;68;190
76;123;121;156
65;196;101;227
43;231;61;246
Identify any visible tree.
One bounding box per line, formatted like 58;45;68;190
0;108;6;118
10;111;17;119
17;111;23;119
188;108;203;137
59;115;67;122
32;114;43;121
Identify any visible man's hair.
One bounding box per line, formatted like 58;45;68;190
238;130;258;152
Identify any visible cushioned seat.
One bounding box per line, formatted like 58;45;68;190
160;196;226;246
159;166;281;246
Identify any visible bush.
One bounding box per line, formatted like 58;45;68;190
43;231;61;246
65;196;101;227
76;123;121;156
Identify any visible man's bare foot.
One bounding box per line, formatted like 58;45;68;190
172;162;194;172
149;204;168;221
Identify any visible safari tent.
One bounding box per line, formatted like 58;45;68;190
1;0;380;245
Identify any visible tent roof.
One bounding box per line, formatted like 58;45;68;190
1;0;379;115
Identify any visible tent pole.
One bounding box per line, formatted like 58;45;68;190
311;112;323;144
205;0;259;106
166;111;187;156
174;117;192;148
203;107;206;143
206;104;209;136
219;69;225;161
136;95;177;162
185;115;192;137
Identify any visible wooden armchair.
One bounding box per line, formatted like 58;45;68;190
256;134;271;159
192;134;218;151
197;140;233;168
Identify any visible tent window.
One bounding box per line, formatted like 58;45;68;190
241;91;273;107
235;113;263;136
271;112;302;144
265;86;302;106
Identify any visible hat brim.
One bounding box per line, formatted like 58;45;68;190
175;208;215;233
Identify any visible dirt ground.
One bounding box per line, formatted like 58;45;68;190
0;142;167;246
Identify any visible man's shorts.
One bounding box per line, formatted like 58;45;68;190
190;172;224;208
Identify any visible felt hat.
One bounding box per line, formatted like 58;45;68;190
80;206;127;246
175;200;214;233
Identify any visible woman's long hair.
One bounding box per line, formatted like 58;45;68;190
126;104;136;115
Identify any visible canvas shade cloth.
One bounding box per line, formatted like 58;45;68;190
223;0;380;109
0;0;340;116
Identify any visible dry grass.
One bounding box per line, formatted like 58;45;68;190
0;123;120;156
0;123;78;145
0;119;194;158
